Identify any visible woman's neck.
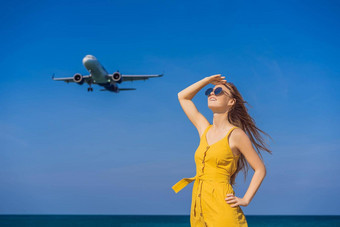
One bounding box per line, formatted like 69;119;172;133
211;112;233;130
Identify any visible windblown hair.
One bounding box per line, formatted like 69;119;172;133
223;82;273;186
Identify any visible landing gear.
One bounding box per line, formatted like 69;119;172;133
87;81;93;92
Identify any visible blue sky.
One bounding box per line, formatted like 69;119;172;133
1;0;339;215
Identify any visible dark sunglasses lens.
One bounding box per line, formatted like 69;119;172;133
215;87;223;95
205;88;213;96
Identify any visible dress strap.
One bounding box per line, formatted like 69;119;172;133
201;124;212;139
226;126;239;139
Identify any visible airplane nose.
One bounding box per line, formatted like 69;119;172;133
83;55;96;65
83;55;97;69
82;56;89;65
85;54;94;59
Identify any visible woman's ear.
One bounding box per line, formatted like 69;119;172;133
229;98;236;106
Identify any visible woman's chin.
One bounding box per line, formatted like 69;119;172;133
208;104;224;110
208;102;221;107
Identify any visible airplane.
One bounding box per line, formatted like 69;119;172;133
52;55;163;93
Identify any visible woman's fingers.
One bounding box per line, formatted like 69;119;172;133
211;76;225;82
225;194;239;207
210;74;223;79
207;74;228;85
225;197;236;202
225;194;247;207
225;194;236;201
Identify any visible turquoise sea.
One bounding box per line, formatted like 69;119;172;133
0;215;339;227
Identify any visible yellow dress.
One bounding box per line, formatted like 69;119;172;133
172;124;248;227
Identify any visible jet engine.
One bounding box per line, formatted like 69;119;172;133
73;73;84;84
111;72;122;83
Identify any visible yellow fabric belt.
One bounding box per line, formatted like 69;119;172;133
172;174;231;193
172;174;231;218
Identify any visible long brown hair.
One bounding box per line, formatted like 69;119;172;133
223;82;273;186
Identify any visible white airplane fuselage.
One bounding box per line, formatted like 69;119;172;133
82;55;110;84
52;54;162;93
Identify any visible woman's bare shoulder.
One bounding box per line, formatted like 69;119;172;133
230;127;251;145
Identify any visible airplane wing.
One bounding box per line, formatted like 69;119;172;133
52;74;92;83
121;74;163;82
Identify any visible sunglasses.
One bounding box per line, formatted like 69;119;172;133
205;87;231;97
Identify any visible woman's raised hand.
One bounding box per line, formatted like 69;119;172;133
205;74;227;85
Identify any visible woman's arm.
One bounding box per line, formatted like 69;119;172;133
178;74;226;137
227;129;267;207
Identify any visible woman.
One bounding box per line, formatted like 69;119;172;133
172;74;272;227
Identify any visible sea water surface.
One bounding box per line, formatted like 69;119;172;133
0;215;339;227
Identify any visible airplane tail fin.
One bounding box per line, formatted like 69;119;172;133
119;88;136;91
99;88;136;92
